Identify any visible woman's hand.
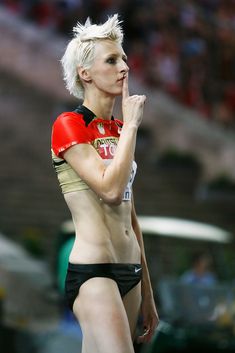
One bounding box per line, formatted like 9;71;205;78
122;74;146;129
137;294;159;344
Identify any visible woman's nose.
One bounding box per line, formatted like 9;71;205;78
120;61;129;74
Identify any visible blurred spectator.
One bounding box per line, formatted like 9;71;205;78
181;251;217;286
180;0;198;30
148;29;181;98
126;39;146;82
213;94;235;128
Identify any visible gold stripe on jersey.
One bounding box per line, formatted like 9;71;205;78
92;136;119;151
51;149;89;193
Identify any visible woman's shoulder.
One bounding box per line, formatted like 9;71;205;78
53;111;86;125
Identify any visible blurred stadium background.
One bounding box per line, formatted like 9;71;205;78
0;1;235;352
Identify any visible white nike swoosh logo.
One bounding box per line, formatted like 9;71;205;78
135;267;141;273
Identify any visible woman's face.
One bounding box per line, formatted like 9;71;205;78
87;39;129;96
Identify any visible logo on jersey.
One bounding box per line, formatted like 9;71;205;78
99;143;117;158
93;137;119;159
97;123;105;135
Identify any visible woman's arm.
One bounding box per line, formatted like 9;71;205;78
131;196;159;343
63;123;137;205
63;75;145;205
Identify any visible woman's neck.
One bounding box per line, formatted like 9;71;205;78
83;94;115;120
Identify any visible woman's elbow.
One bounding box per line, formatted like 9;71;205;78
102;190;123;206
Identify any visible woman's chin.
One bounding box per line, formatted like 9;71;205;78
106;89;122;97
114;86;123;96
101;85;122;97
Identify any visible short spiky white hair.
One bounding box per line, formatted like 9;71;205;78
61;14;123;99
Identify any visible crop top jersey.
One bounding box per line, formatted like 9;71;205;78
51;105;137;201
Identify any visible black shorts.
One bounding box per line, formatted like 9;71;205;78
65;262;142;311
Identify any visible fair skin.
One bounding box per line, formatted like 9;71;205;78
63;39;159;353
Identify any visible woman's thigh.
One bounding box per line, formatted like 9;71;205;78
122;282;142;338
73;277;135;353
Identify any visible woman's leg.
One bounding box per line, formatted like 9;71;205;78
122;282;142;339
72;277;135;353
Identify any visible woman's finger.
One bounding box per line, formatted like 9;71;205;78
122;73;129;99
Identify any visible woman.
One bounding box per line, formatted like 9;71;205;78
51;14;159;353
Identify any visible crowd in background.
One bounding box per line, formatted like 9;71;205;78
1;0;235;128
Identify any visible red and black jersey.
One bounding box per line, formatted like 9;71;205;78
52;105;123;159
51;105;136;198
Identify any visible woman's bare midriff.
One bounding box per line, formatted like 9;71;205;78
64;189;141;264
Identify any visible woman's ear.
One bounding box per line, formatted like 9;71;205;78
77;67;92;83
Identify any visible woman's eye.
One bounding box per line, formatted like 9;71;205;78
107;57;116;64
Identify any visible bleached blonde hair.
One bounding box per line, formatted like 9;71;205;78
61;14;123;99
